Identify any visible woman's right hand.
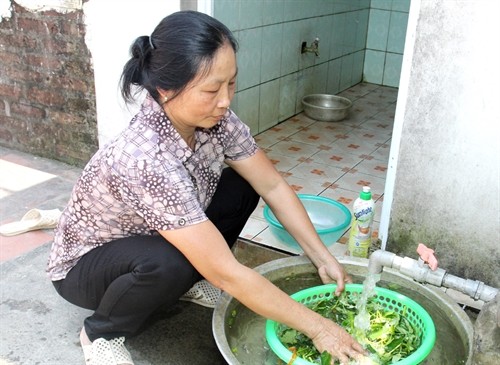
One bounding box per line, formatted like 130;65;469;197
159;219;367;364
310;316;367;365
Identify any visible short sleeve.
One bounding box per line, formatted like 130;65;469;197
221;111;258;161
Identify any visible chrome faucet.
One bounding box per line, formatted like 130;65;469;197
301;37;320;56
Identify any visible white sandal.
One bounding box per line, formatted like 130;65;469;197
0;208;61;236
81;337;134;365
82;343;93;365
180;279;221;308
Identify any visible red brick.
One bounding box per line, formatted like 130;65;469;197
28;86;65;107
17;17;50;35
0;50;23;67
25;54;63;70
0;83;22;99
4;67;45;85
0;127;14;142
60;19;85;36
1;32;39;52
11;102;46;118
49;109;86;125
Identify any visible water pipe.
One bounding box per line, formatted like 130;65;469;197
368;244;499;308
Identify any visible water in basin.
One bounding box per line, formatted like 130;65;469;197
225;272;468;364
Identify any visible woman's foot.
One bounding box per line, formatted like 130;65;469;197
80;326;134;365
80;327;93;364
80;327;92;346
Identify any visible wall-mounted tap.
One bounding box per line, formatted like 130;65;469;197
301;37;319;56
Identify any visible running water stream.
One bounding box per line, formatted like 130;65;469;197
353;273;381;331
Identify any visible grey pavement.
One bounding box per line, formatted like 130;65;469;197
1;243;226;365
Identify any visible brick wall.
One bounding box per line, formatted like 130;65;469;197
0;1;98;167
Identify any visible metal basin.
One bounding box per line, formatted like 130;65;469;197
212;256;473;365
302;94;352;122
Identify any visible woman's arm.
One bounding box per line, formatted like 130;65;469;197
158;220;364;363
227;149;351;294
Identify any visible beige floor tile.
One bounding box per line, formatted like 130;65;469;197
330;137;379;156
319;186;359;208
354;158;389;178
240;216;268;240
334;171;386;197
251;83;393;254
348;128;392;145
283;174;328;195
288;160;345;184
268;139;321;158
312;149;364;171
263;150;302;172
371;143;391;161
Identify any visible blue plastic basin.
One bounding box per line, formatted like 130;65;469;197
263;194;351;249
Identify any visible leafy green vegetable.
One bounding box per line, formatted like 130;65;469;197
277;291;422;365
227;309;237;328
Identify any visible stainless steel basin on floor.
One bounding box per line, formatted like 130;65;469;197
213;256;473;365
302;94;352;122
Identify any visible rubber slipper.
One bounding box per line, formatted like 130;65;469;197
180;279;221;308
0;208;61;236
81;343;93;365
93;337;134;365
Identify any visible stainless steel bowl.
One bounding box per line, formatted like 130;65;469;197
302;94;352;122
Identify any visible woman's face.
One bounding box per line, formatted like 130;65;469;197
162;42;237;133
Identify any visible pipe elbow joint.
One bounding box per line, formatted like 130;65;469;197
368;250;397;275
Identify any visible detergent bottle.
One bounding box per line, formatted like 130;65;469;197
348;186;375;258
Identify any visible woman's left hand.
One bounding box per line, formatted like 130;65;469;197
317;261;353;296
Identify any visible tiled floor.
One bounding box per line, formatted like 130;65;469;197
240;82;398;255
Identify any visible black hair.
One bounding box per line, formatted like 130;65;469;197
120;10;238;104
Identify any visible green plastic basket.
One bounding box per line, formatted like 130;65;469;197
266;284;436;365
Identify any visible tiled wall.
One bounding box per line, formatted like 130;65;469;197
364;0;410;87
214;0;371;135
213;0;408;135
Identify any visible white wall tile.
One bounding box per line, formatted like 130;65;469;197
298;18;318;69
366;8;390;51
234;87;260;134
261;24;283;82
355;9;370;51
392;0;410;12
383;53;403;87
340;54;354;91
239;0;263;29
327;58;342;95
279;73;298;120
236;28;263;91
343;11;358;54
262;0;284;25
330;13;346;59
387;11;408;53
214;0;240;31
280;21;300;75
259;79;280;132
352;50;365;84
363;50;385;84
312;63;329;94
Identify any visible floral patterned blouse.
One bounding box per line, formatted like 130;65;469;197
47;94;258;281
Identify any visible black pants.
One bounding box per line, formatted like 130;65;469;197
53;168;259;341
